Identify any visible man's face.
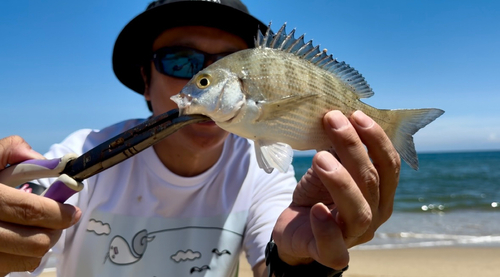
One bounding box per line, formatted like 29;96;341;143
144;26;248;152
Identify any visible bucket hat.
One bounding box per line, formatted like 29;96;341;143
112;0;267;94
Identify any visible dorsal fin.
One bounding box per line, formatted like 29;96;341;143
256;23;374;99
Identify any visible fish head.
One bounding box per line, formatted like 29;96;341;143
171;68;245;123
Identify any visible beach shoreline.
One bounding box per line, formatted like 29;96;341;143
38;246;499;276
344;246;500;277
237;246;500;277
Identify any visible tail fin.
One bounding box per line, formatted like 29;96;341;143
387;108;444;170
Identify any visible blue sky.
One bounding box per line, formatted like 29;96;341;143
1;0;499;154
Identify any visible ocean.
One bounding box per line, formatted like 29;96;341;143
291;151;500;249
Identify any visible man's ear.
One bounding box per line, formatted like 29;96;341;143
141;66;151;100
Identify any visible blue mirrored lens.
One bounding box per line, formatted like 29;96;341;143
159;49;204;78
153;47;233;79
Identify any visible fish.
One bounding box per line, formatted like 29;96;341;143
170;23;444;173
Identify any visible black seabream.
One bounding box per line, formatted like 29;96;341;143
171;24;444;173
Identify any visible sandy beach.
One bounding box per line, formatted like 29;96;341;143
237;247;500;277
38;247;499;276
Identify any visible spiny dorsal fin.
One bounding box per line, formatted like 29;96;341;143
256;23;374;99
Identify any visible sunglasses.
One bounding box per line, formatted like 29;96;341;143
152;46;234;79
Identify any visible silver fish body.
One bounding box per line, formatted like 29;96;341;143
171;24;444;173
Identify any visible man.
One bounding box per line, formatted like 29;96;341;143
0;0;400;276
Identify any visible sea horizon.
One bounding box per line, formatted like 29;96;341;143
295;148;500;156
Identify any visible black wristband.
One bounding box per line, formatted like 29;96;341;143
265;239;348;277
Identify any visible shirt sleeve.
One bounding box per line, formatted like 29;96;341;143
243;163;297;268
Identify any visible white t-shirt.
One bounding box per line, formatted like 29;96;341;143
11;119;296;277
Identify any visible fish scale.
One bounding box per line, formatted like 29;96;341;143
171;23;444;173
237;49;360;147
240;50;332;146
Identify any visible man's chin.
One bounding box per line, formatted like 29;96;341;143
180;123;229;145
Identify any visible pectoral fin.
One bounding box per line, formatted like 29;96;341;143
256;94;318;122
254;140;294;173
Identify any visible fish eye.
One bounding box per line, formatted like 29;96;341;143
196;74;211;89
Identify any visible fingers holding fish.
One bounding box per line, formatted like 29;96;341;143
293;165;342;207
319;109;402;247
272;110;397;269
351;110;400;225
323;110;380;212
312;151;372;244
309;202;349;270
271;200;350;269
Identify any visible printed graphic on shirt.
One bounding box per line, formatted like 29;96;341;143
77;211;247;276
102;227;238;268
105;230;155;265
171;249;201;263
87;219;111;235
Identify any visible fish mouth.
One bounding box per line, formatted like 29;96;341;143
170;94;193;115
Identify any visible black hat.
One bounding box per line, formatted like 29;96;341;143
112;0;267;95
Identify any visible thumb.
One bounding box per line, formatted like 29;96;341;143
0;136;45;168
310;202;349;269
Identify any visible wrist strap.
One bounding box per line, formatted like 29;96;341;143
265;239;348;277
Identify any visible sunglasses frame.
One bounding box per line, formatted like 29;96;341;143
152;46;234;79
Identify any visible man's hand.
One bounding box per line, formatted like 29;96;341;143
0;136;81;274
272;110;400;270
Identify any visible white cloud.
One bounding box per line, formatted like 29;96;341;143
87;219;111;235
170;250;201;262
412;115;500;152
488;133;499;142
